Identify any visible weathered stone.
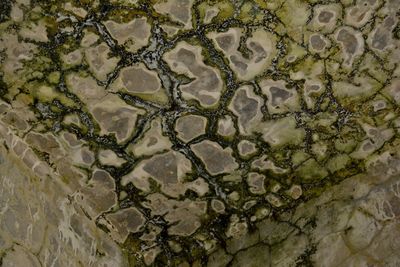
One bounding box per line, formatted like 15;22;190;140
121;150;192;197
164;42;224;107
208;28;277;80
258;117;305;148
154;0;194;29
1;1;400;265
85;43;119;81
175;114;207;142
217;115;236;138
229;85;263;135
106;207;146;243
247;172;266;195
259;79;300;114
78;169;118;218
99;149;126;167
104;17;151;52
191;140;238;175
127;117;172;157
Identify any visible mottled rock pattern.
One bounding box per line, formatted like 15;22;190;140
0;0;400;266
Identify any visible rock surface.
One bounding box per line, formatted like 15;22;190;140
0;0;399;266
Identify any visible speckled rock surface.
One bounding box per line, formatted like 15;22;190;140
0;0;400;266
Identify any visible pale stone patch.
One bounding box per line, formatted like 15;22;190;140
105;207;146;243
208;28;277;80
127;117;172;157
247;172;266;195
344;0;379;28
228;85;263;135
175;114;207;142
84;43;119;81
62;49;83;67
121;150;194;198
217;115;236;138
334;26;365;68
63;2;88;18
164;41;224;107
191;140;238;176
77;169;117;219
211;199;225;213
237;140;257;158
257;117;305;148
143;193;207;236
89;95;145;143
251;155;290;174
154;0;194;30
20;20;49;42
99;149;126;167
309;4;341;33
259;79;301;115
104;17;151;52
80;30;99;47
119;63;161;93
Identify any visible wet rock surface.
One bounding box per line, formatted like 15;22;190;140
0;0;400;266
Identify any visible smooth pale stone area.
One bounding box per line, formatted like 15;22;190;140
211;199;226;213
78;169;118;219
229;85;263;135
105;207;146;243
84;43;119;81
237;140;257;158
117;63;161;94
217;115;236;138
259;79;301;114
191;140;238;175
71;146;95;167
104;17;151;52
286;185;303;199
208;28;277;80
111;63;168;104
309;4;341;33
308;33;330;53
160;24;181;37
382;79;400;104
144;193;207;236
344;0;379;28
66;72;107;101
302;81;325;109
1;245;42;267
62;49;83;67
163;41;224;108
20;20;49;42
154;0;194;29
121;150;192;197
63;2;88;17
123;148;208;198
368;16;398;52
175;114;207;142
334;26;364;67
90;94;145;143
98;149;126;167
185;177;209;197
332;76;379;107
80;30;99;47
258;117;305;148
127;117;172;157
203;6;219;23
247;172;266;195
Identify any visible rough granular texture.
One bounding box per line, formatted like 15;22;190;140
0;0;400;266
